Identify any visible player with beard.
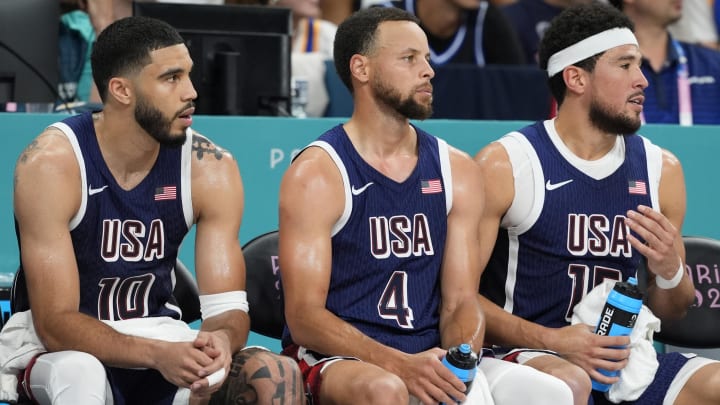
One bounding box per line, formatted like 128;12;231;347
278;6;573;405
11;16;304;405
475;3;720;405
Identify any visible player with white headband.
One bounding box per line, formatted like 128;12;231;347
474;2;720;405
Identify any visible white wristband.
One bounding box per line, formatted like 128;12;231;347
655;262;684;289
199;291;249;320
206;367;226;387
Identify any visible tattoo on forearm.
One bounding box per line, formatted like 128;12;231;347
192;133;226;161
210;349;303;405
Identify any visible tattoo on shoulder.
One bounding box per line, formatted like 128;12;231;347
192;133;230;161
18;140;40;164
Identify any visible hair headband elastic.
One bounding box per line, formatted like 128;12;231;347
546;27;638;77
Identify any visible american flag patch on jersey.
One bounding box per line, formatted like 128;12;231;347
154;186;177;201
628;180;647;195
421;179;442;194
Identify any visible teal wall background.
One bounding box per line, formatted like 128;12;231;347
1;113;718;352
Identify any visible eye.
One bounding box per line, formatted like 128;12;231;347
402;55;415;62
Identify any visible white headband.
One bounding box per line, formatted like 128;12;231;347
546;27;638;77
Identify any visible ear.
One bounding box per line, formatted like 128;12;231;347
562;66;587;96
349;54;370;85
107;77;133;106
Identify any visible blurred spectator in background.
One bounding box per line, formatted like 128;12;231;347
611;0;720;125
268;0;336;59
58;0;226;109
375;0;526;66
668;0;719;50
320;0;361;25
502;0;593;65
265;0;338;117
321;0;518;25
59;0;101;107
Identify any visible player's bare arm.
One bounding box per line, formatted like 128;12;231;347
438;146;485;352
188;132;249;389
473;141;544;348
626;149;694;320
279;146;381;358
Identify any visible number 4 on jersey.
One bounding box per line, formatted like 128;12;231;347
378;271;414;328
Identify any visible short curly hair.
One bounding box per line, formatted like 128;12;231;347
91;16;185;102
538;3;634;106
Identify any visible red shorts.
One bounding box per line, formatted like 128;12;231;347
281;344;356;405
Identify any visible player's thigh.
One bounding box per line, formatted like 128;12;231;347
522;352;591;391
674;360;720;405
481;357;574;404
319;359;408;405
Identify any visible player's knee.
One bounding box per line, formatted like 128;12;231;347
63;351;105;374
36;351;105;381
545;363;591;403
221;349;304;404
526;371;575;405
29;351;107;405
348;372;408;405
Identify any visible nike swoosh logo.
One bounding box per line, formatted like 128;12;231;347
351;182;374;196
545;179;573;191
88;185;109;196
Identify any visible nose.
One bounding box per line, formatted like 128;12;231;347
422;58;435;79
635;66;648;90
185;77;198;101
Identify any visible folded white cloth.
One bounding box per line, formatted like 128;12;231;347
0;312;200;401
102;316;198;343
0;310;45;402
571;279;661;403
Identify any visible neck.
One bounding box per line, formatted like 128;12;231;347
554;105;619;161
416;0;464;38
343;111;418;183
94;110;161;189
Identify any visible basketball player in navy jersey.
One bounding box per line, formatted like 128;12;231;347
475;3;720;404
12;16;302;405
278;6;572;405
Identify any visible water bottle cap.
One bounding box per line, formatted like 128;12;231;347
613;277;643;300
458;343;471;354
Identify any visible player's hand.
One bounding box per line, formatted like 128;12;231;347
625;205;682;279
390;348;468;405
549;324;630;386
188;331;234;396
154;340;216;388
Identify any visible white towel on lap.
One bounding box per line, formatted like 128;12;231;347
571;279;661;403
0;312;199;401
0;310;44;402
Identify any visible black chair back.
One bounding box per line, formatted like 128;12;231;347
242;230;284;339
641;236;720;348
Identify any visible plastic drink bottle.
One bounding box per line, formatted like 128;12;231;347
592;277;643;392
441;343;478;403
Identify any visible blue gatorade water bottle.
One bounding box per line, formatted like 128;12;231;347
441;343;477;403
592;277;643;392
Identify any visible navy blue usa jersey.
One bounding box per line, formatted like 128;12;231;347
481;121;657;328
284;124;452;354
52;112;193;321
